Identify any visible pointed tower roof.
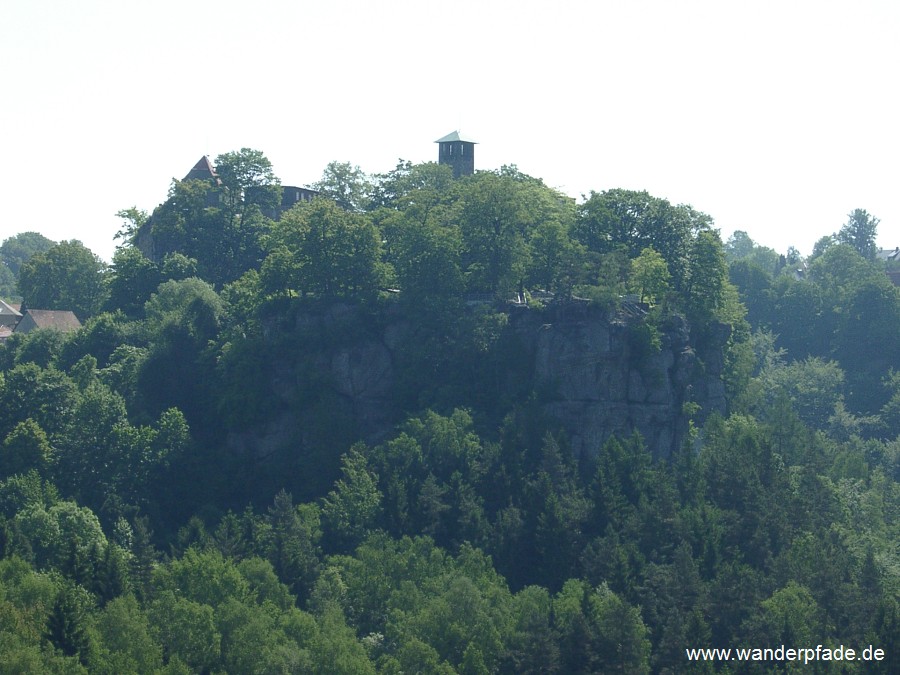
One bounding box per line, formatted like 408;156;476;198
0;298;22;327
183;156;218;182
0;298;21;317
435;130;478;144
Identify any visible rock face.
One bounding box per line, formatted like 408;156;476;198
227;303;401;460
228;301;728;460
509;302;727;458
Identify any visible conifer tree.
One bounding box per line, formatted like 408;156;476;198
45;586;91;663
130;515;158;602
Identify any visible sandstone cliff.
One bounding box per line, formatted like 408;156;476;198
510;302;727;458
227;301;728;460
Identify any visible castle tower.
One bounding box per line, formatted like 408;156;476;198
435;130;477;177
181;156;223;209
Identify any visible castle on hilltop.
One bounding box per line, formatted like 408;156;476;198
136;132;480;266
178;129;477;214
182;156;320;215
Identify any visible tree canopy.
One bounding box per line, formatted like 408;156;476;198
17;240;107;319
0;151;897;674
837;208;879;261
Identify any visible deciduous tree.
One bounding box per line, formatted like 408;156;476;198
837;208;879;260
215;148;281;217
106;246;160;316
17;240;107;319
0;231;55;277
275;198;387;301
630;247;671;304
456;172;533;298
2;418;52;478
113;207;149;249
684;230;728;330
576;189;710;289
313;161;373;213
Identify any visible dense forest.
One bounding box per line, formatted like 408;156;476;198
0;150;897;673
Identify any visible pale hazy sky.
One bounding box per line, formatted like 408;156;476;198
2;0;897;262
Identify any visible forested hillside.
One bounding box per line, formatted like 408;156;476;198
0;152;897;673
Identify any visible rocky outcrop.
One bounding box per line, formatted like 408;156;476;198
227;303;402;460
227;301;728;460
509;302;727;458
